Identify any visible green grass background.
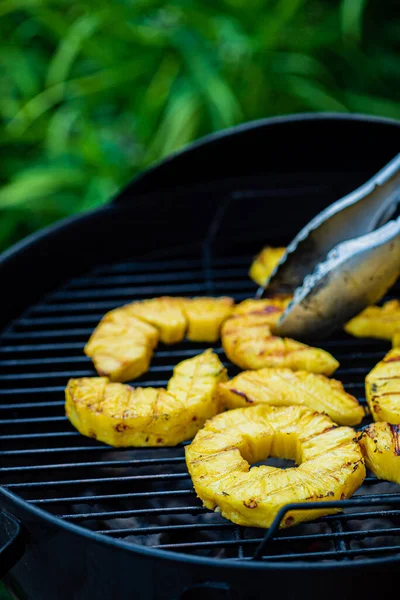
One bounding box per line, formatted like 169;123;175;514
0;0;399;597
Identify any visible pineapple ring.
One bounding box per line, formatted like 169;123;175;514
66;349;227;447
186;405;365;528
365;348;400;423
359;422;400;484
85;297;234;382
221;300;339;376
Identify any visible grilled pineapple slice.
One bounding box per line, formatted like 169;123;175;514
66;350;227;446
84;307;159;382
345;299;400;341
186;405;365;528
86;296;234;381
249;246;286;286
359;422;400;484
127;296;187;344
218;368;364;425
183;297;234;342
365;347;400;423
231;297;292;322
221;301;339;376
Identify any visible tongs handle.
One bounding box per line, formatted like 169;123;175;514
264;153;400;296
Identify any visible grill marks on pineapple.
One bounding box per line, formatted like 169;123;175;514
366;348;400;424
221;300;339;376
360;422;400;484
218;368;363;425
85;296;234;382
186;405;365;529
65;350;227;447
345;299;400;342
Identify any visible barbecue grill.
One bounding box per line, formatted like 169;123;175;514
1;113;399;600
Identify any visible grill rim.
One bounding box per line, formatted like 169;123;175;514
3;485;400;571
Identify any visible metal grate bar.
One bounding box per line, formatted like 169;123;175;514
257;546;400;562
97;523;234;536
0;457;186;473
29;489;194;505
0;431;80;440
154;526;400;551
61;506;206;520
5;473;191;488
0;401;65;410
0;416;67;425
27;292;252;315
65;267;249;289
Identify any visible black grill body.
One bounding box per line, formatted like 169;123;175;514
0;114;400;600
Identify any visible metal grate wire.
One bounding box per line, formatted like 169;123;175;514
1;249;400;565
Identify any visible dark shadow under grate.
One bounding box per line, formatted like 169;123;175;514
1;248;400;565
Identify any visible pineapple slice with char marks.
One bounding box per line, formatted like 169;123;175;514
186;405;365;528
167;348;227;406
66;350;227;447
359;422;400;484
365;347;400;423
84;308;158;382
86;296;234;382
218;368;364;425
231;297;292;323
221;302;339;376
126;296;187;344
183;297;234;342
345;299;400;341
249;246;286;287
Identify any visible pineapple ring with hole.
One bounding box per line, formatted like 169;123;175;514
218;367;364;426
221;300;339;376
345;299;400;341
359;422;400;484
85;296;234;382
365;347;400;423
186;404;365;529
66;349;227;447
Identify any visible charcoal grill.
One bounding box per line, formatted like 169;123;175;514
1;114;400;600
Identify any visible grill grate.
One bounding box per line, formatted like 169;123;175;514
1;249;400;565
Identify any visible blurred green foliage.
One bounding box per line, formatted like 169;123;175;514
1;0;400;252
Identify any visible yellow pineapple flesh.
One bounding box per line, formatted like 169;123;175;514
365;347;400;423
183;297;234;342
345;300;400;341
249;246;286;286
66;350;226;446
126;296;187;344
84;307;159;382
218;367;364;425
359;422;400;484
186;405;365;528
221;302;339;376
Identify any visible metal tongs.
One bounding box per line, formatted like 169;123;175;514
258;154;400;340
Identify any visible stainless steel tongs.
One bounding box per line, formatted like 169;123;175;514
258;153;400;340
